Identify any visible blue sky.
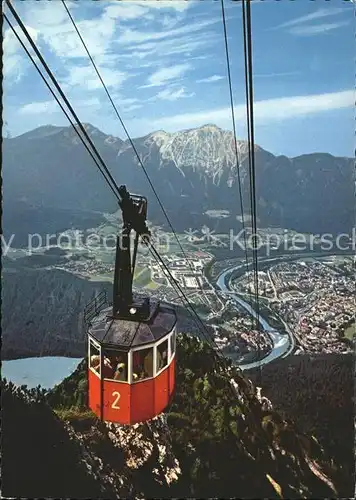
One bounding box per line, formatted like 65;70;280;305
3;0;354;157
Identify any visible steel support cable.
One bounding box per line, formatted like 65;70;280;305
7;0;242;387
220;0;251;274
220;0;256;335
241;0;256;330
148;242;241;376
245;0;260;339
147;243;227;360
63;0;243;378
5;3;218;358
4;0;122;202
149;241;242;439
4;11;215;355
148;243;250;448
6;4;220;365
61;0;220;312
3;14;121;202
242;0;262;382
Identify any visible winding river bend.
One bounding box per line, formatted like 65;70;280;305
216;264;294;371
215;251;352;369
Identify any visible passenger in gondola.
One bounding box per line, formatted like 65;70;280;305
111;354;127;381
132;350;142;380
113;362;126;381
143;349;153;378
156;348;168;371
161;349;168;367
90;355;100;373
102;356;114;379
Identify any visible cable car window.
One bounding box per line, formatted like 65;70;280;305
102;350;128;382
170;330;176;358
89;342;100;375
156;339;168;373
132;347;153;382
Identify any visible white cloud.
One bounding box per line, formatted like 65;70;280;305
109;94;143;113
133;1;189;12
111;94;140;106
160;36;216;57
104;3;149;20
3;24;38;54
189;55;210;61
255;71;300;78
125;104;143;112
3;0;208;117
271;5;352;36
19;97;103;116
252;89;354;120
143;63;191;88
3;1;210;94
160;15;180;30
19;100;65;115
12;1;115;60
11;0;192;63
144;89;354;130
197;75;225;83
122;34;217;65
3;25;39;82
4;53;25;83
17;92;143;123
273;6;348;29
65;64;129;90
104;1;189;21
154;87;195;101
118;18;219;45
288;21;350;36
45;15;116;60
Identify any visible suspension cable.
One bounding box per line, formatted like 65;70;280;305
4;0;122;202
220;0;257;350
148;244;222;355
3;14;120;202
242;0;262;383
5;3;222;360
245;0;260;338
6;0;245;381
220;0;251;273
5;6;256;436
61;0;221;312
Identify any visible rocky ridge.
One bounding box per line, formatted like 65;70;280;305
3;123;354;237
3;335;348;498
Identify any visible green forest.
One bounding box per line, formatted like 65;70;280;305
2;264;111;359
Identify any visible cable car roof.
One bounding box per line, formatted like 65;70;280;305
88;301;176;350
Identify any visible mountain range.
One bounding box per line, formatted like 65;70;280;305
3;123;354;240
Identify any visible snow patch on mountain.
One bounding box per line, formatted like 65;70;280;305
146;125;259;184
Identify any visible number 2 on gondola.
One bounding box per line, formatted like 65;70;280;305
111;391;121;409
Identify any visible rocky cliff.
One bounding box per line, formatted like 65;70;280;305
3;124;354;240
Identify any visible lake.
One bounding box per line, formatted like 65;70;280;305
2;356;83;389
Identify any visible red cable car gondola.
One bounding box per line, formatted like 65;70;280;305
86;185;177;425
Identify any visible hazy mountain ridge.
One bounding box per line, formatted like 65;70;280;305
1;264;111;360
3;123;354;235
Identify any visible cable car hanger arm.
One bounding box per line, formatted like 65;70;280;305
111;185;151;321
